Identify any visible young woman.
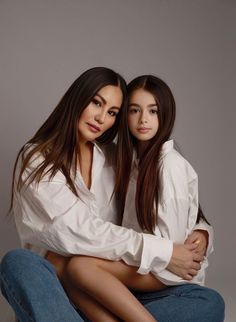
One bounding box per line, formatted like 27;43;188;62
54;75;224;322
9;67;163;322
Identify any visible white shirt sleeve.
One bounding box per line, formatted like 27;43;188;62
156;159;199;244
14;156;173;273
151;152;208;285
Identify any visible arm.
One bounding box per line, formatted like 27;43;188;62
14;159;172;274
151;153;206;283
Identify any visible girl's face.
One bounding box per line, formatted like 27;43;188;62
77;85;123;144
128;88;159;142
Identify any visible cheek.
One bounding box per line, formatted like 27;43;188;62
153;116;159;131
80;105;90;119
127;115;135;130
104;117;116;131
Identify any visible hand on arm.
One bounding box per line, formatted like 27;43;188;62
167;243;204;280
193;219;214;256
185;230;208;257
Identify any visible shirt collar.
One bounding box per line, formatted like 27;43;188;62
71;141;105;178
133;139;174;166
93;141;104;155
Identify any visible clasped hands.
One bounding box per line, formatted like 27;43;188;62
167;230;208;280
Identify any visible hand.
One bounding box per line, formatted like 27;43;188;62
185;230;208;257
167;243;204;280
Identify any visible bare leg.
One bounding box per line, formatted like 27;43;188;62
65;256;165;322
46;251;120;322
62;278;120;322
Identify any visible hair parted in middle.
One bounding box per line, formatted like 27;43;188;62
115;74;208;233
115;75;176;233
12;67;127;203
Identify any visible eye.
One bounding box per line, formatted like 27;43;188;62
92;98;102;107
129;108;139;114
108;110;118;117
150;109;158;114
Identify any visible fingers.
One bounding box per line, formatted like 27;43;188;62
185;234;198;245
188;269;198;277
192;261;201;270
195;246;205;257
193;252;204;262
183;266;200;280
185;243;204;261
186;243;198;251
185;274;193;281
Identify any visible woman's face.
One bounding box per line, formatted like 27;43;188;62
77;85;123;144
128;88;159;142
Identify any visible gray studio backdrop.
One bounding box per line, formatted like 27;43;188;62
0;1;235;321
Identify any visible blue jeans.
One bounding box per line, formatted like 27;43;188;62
1;249;225;322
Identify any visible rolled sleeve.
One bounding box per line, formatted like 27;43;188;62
137;234;173;274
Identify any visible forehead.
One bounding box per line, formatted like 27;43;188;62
129;88;156;105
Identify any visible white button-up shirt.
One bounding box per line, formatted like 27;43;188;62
122;140;213;285
13;143;173;275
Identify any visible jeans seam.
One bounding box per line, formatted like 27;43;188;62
1;272;34;322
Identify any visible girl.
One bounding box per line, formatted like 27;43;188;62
119;75;210;285
57;75;220;322
10;67;195;322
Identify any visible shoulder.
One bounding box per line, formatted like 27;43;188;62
16;144;67;184
17;144;44;170
159;141;197;184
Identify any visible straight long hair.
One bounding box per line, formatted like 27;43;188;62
115;75;209;234
11;67;127;210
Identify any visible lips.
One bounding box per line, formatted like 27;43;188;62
137;127;151;133
87;123;101;133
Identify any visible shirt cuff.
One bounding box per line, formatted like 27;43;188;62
137;234;173;275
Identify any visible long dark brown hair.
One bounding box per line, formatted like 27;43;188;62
115;75;209;234
11;67;127;209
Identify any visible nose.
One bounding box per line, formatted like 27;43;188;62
95;111;106;124
140;111;147;124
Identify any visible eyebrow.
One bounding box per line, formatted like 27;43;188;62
96;93;121;110
128;103;158;108
96;93;107;105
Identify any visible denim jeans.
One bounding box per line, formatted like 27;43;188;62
1;249;225;322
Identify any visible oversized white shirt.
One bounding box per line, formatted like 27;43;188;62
13;143;173;275
122;140;213;285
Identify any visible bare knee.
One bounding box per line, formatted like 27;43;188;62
65;256;102;287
